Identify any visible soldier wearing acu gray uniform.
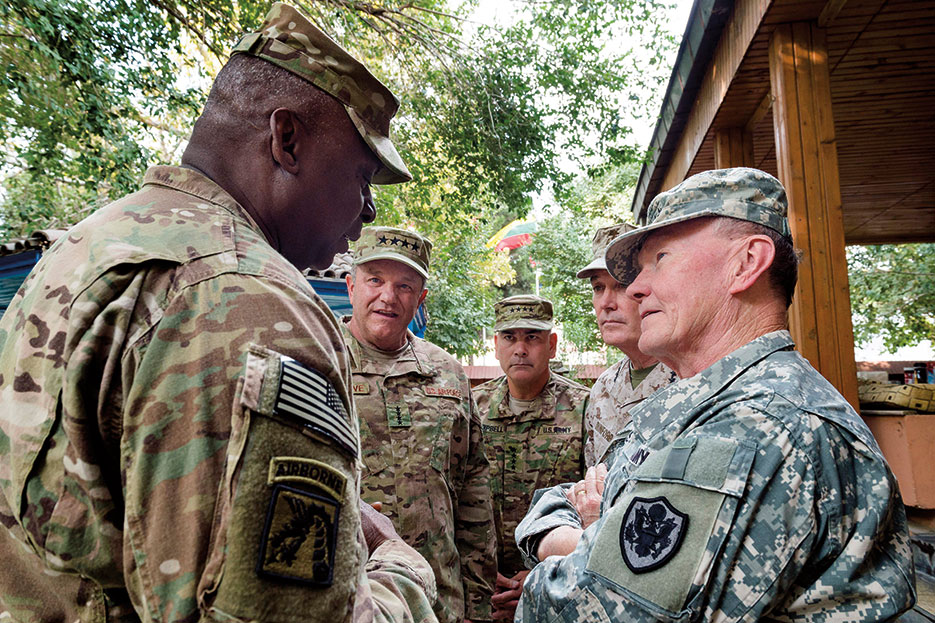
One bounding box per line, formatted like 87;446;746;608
0;5;438;622
473;295;589;622
516;167;916;622
577;223;677;468
342;226;497;623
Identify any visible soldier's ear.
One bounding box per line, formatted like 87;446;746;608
548;332;558;358
270;108;300;175
728;235;775;295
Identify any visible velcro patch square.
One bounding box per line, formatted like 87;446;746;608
257;485;340;586
275;357;358;458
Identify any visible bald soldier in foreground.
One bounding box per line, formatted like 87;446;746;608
516;168;915;621
0;4;437;622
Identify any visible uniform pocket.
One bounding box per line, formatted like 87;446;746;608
585;435;756;620
199;345;362;623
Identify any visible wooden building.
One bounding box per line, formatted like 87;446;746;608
632;0;935;409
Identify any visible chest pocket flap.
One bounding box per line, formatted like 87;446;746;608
586;435;756;618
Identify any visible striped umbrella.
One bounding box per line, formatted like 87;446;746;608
486;219;538;252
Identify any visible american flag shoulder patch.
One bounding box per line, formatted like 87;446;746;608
275;357;358;459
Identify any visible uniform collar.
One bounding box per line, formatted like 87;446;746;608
630;330;795;446
340;317;436;378
486;372;559;421
142;166;266;235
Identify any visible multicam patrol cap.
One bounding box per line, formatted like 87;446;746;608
605;167;791;283
231;3;411;184
576;222;636;279
493;295;554;332
353;226;431;279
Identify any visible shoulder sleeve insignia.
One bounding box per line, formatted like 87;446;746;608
257;484;340;586
621;496;688;574
276;357;358;459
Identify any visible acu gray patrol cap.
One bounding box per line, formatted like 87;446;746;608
605;167;791;284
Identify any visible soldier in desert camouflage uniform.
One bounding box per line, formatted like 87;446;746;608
576;223;677;468
516;168;916;621
0;5;438;622
342;226;497;623
473;295;589;621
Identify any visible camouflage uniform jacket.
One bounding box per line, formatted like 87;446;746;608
0;166;437;623
473;372;589;577
341;321;497;623
515;331;916;622
584;359;677;467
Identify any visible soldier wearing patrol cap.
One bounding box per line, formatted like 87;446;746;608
0;4;437;622
576;223;677;471
516;168;915;622
472;295;589;622
342;226;498;623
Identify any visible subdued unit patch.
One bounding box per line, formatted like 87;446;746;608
257;485;339;586
620;496;688;574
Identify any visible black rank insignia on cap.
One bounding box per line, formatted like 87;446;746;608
257;484;340;586
620;496;688;573
276;357;358;459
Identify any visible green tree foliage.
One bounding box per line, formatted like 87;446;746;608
847;243;935;352
0;0;676;355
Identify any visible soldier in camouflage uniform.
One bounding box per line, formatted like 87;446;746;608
473;295;589;621
577;223;677;468
0;5;439;622
516;168;916;621
342;226;497;623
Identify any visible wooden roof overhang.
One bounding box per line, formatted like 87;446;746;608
632;0;935;244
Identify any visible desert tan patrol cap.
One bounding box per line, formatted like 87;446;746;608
353;226;431;279
576;222;636;279
493;295;554;332
231;3;411;184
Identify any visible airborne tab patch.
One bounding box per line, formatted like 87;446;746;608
258;485;340;586
621;496;688;574
275;357;358;458
268;457;346;501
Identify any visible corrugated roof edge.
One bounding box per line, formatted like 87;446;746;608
629;0;734;222
0;229;68;256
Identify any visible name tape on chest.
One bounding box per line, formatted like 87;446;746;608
352;382;370;395
276;358;358;459
424;386;462;399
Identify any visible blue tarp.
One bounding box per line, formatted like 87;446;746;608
0;251;427;338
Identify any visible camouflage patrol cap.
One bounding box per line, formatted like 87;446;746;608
231;3;411;184
493;295;554;332
353;226;431;279
576;222;636;279
605;167;791;283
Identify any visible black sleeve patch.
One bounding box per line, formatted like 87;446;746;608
257;484;340;586
276;356;358;459
621;496;689;574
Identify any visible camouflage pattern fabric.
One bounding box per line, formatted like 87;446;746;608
606;167;791;284
584;359;677;467
353;226;431;279
492;295;553;332
0;166;437;623
516;331;916;622
341;321;497;623
473;372;589;577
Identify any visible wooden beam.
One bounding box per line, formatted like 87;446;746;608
714;127;754;168
661;0;772;191
818;0;849;28
769;22;859;409
745;93;773;133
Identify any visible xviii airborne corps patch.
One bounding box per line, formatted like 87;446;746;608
257;484;340;586
621;496;688;574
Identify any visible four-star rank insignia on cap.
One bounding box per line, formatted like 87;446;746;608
276;357;358;459
620;496;688;573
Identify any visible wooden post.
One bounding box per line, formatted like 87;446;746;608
714;127;754;168
769;22;859;408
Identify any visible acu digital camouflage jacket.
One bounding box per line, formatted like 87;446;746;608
516;331;916;622
341;321;497;623
0;166;437;623
473;372;589;577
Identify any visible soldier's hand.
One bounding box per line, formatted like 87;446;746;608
491;570;530;621
360;499;399;554
566;464;607;528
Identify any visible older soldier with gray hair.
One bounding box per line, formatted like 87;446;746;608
516;167;915;621
0;4;437;622
343;226;497;623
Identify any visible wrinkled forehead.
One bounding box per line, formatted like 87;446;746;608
498;328;551;338
357;258;424;284
635;217;718;266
